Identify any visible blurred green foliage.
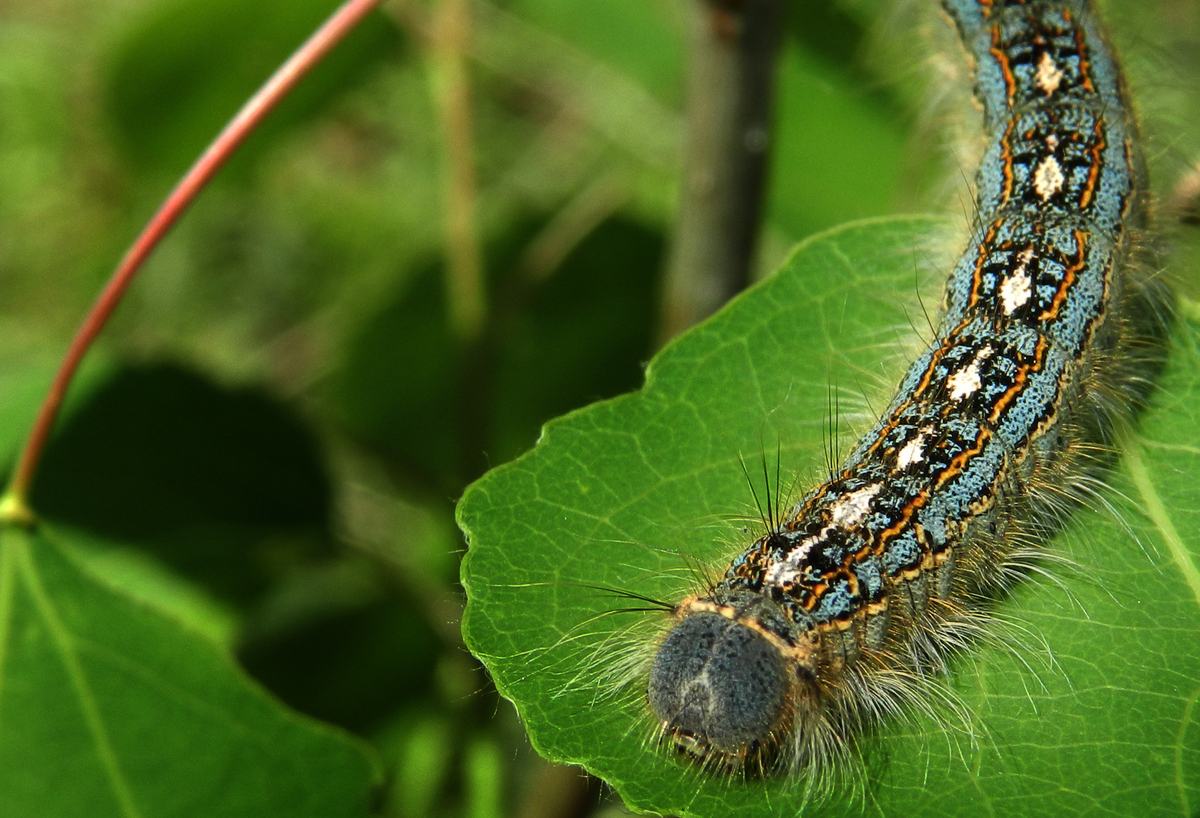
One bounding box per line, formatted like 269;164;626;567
1;0;1198;816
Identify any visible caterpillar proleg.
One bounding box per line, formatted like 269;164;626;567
645;0;1172;786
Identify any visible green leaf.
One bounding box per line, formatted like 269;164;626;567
0;523;378;817
458;216;1200;818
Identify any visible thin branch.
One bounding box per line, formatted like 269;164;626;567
0;0;385;526
659;0;787;344
430;0;486;343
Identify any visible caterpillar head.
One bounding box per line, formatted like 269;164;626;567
646;591;816;774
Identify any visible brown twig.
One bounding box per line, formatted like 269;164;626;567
0;0;385;526
659;0;787;344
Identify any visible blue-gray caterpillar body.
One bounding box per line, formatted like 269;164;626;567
647;0;1172;778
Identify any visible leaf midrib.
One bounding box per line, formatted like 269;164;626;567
2;530;144;818
1127;447;1200;612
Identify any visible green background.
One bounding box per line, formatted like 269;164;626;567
1;0;1198;816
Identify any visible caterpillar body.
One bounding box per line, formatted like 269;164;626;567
646;0;1172;782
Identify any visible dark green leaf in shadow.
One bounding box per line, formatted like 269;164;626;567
0;524;378;817
237;584;440;734
331;254;469;496
458;216;1200;817
330;214;662;497
784;0;869;73
32;362;333;606
489;217;662;463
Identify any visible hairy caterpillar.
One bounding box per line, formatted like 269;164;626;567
456;0;1200;815
644;0;1173;788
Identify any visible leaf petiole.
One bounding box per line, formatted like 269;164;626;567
0;0;385;525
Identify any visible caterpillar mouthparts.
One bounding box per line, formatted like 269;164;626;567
648;593;804;771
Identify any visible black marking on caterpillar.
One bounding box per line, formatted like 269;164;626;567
644;0;1173;789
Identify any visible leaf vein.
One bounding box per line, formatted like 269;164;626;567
0;535;16;734
1127;447;1200;614
15;538;144;818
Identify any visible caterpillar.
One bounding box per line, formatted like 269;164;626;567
644;0;1172;787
